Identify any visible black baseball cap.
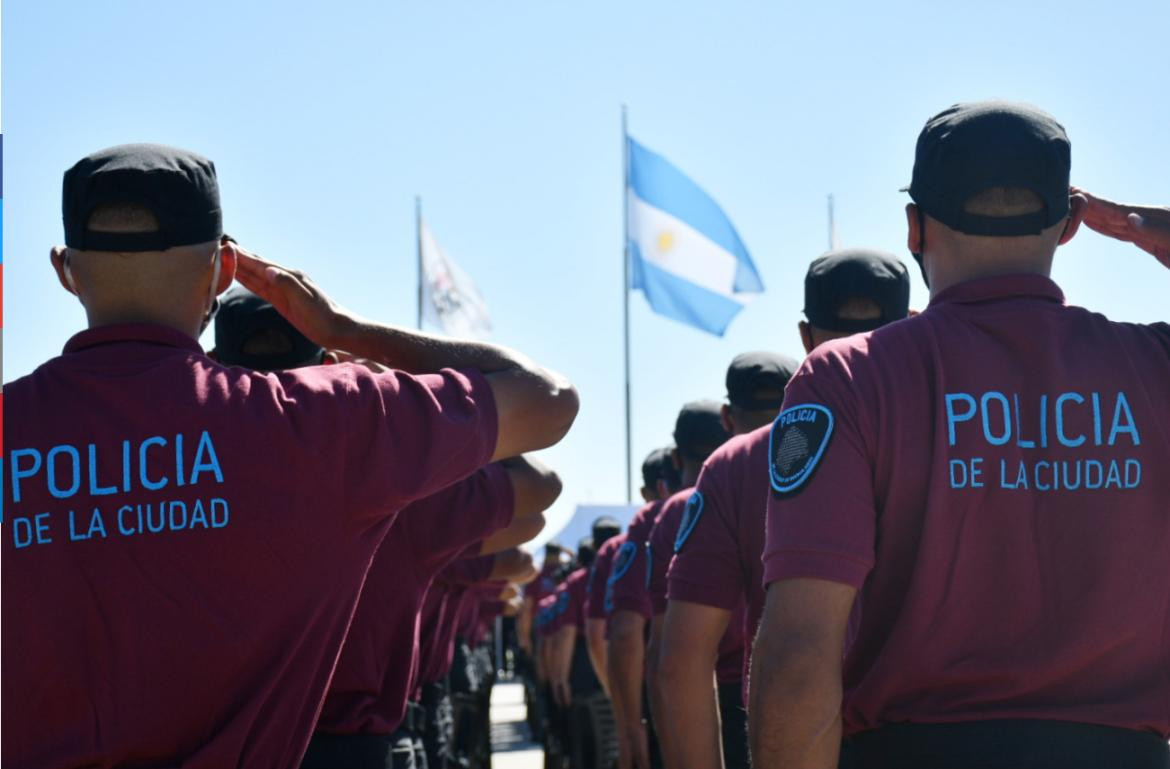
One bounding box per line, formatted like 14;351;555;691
726;352;799;411
63;144;223;252
907;101;1071;237
804;249;910;333
641;447;673;490
592;517;623;548
215;288;325;371
673;401;730;461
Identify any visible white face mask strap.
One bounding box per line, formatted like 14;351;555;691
64;255;79;294
206;245;222;309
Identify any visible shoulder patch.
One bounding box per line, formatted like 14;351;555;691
609;541;638;584
674;491;704;553
769;404;835;497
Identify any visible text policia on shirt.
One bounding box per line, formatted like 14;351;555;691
7;431;228;548
945;390;1142;492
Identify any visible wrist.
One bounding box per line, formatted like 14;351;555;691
322;312;363;353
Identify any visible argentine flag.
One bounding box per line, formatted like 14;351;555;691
627;137;763;336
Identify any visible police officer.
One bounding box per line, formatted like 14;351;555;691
608;402;730;769
2;144;579;769
658;251;909;769
751;101;1170;768
212;288;559;769
585;449;680;694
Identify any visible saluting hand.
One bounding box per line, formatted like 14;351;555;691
229;244;356;349
1073;187;1170;269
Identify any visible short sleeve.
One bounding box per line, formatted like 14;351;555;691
608;537;652;619
278;364;498;522
646;512;678;615
762;347;877;589
586;542;617;619
667;450;747;611
408;463;515;575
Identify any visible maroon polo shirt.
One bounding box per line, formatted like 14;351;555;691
646;490;745;685
587;535;623;619
2;324;498;769
606;499;666;618
525;562;560;606
416;556;496;687
763;275;1170;738
560;567;590;633
316;463;513;736
667;427;770;688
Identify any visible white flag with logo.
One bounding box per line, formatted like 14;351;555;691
420;219;493;339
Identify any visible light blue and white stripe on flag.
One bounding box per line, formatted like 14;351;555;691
627;137;763;336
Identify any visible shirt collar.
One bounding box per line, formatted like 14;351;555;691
63;323;205;355
928;273;1065;309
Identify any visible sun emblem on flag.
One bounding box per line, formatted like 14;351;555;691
656;230;675;253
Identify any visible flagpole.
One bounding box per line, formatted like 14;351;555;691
622;105;633;504
415;195;423;331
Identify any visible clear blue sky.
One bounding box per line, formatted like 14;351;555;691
4;0;1167;546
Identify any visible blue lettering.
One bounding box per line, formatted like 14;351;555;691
117;505;138;536
1013;393;1035;448
189;501;209;528
1091;392;1103;445
145;503;166;533
189;432;224;485
945;393;977;446
139;437;169;491
33;512;53;545
981;392;1012;446
1034;460;1051;491
11;448;43;503
168;501;188;529
970;457;984;487
1108;393;1141;446
175;434;185;487
211;498;229;528
87;444;117;496
1084;460;1104;489
13;517;34;548
122;441;132;492
1055;393;1086;447
949;459;968;488
1105;460;1123;489
46;445;82;499
1125;459;1141;488
1061;460;1081;490
1039;394;1049;448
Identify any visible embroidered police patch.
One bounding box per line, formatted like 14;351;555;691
674;491;704;553
610;541;637;584
769;403;834;496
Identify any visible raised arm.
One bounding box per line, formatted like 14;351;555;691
479;455;561;554
231;247;579;460
488;548;538;583
1072;188;1170;269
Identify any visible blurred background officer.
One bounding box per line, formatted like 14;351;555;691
584;449;679;695
608;401;729;769
658;250;908;769
1;144;578;769
751;102;1170;769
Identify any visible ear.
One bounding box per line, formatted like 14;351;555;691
216;241;239;295
720;404;734;435
655;478;669;499
640;486;653;503
50;246;79;297
1059;193;1087;247
905;203;922;254
798;321;814;354
321;350;341;365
